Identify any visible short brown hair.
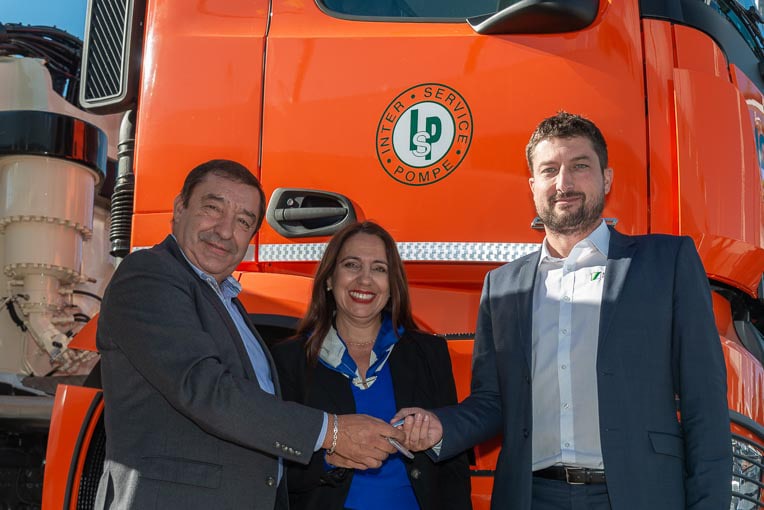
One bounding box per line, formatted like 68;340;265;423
525;111;608;172
180;159;266;232
295;221;417;365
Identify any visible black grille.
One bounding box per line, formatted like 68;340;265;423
730;411;764;508
82;0;127;102
80;0;144;111
75;414;106;510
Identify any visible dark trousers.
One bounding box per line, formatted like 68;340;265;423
532;477;612;510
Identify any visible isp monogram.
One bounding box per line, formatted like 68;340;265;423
376;83;473;186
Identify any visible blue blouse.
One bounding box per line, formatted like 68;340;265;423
319;317;419;510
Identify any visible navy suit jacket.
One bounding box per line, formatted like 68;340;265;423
436;228;732;510
95;236;325;510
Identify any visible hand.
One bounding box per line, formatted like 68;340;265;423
323;414;403;469
324;451;365;470
391;407;443;451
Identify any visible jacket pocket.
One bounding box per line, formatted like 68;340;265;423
648;431;685;459
139;456;222;488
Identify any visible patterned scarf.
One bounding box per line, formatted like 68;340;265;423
318;315;402;389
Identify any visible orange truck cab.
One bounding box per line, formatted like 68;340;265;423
1;0;760;508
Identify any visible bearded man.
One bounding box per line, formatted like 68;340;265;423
394;112;732;510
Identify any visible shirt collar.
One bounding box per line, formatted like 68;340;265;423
170;234;241;299
539;219;610;265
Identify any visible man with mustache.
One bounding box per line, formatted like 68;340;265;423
395;112;732;509
95;160;402;509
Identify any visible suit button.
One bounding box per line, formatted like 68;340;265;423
295;450;302;456
265;476;276;487
523;428;529;438
274;441;281;448
410;468;421;480
525;375;530;384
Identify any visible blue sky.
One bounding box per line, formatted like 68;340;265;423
2;0;88;38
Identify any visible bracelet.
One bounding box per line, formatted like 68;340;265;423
327;413;339;455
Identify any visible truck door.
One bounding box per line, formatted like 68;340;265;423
259;0;649;268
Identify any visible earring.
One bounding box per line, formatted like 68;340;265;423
326;285;332;291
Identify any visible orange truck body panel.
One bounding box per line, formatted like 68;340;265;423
42;386;103;509
41;0;764;508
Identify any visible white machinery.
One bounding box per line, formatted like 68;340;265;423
0;25;118;508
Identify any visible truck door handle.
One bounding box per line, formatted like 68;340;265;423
265;188;357;238
274;207;348;222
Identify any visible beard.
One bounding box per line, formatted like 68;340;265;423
536;189;605;236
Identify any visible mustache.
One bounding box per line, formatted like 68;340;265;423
199;231;234;252
550;191;586;203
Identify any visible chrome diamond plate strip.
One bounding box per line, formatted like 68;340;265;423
259;242;540;263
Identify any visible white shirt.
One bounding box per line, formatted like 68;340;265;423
531;220;609;470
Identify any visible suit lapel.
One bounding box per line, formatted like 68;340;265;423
388;334;418;408
310;362;356;413
515;254;539;372
201;286;259;381
161;235;261;383
234;299;282;395
598;228;637;349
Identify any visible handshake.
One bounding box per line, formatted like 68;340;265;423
322;408;442;469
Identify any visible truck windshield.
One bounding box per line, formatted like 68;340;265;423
708;0;764;58
319;0;498;18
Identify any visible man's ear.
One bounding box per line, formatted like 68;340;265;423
172;194;184;223
603;167;614;194
528;176;535;193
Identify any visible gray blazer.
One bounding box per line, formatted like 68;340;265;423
94;236;324;510
436;228;732;510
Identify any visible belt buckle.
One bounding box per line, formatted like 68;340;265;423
564;467;586;485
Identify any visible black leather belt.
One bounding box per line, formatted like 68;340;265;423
533;466;606;484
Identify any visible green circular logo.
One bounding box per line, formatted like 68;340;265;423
376;83;473;186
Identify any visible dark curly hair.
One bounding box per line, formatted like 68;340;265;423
525;111;608;173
